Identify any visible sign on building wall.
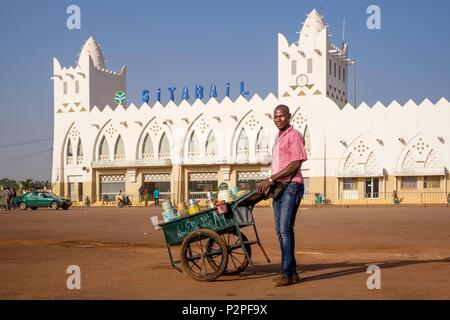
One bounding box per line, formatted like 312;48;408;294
142;81;250;103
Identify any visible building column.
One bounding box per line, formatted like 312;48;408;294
218;165;232;188
172;164;184;204
126;168;139;203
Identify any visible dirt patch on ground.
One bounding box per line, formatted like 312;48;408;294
0;206;449;299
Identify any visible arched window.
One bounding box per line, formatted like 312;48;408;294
142;133;153;160
256;128;268;150
236;128;249;158
77;139;83;156
76;139;83;164
114;135;125;161
159;133;171;160
255;128;269;161
99;136;109;161
205;131;217;157
66;139;73;165
188;131;200;159
67;139;73;157
304;125;311;154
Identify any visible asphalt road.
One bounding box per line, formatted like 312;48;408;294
0;205;449;299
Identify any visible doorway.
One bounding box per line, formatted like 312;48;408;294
365;177;379;198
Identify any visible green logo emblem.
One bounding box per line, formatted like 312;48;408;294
115;91;126;106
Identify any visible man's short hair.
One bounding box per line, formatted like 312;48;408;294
274;104;290;114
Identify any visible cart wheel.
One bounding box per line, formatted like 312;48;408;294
221;231;252;275
180;229;228;281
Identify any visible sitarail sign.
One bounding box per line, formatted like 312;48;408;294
142;81;249;103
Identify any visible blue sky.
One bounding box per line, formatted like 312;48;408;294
0;0;449;180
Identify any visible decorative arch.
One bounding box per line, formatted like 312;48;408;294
291;107;308;134
182;113;222;161
136;117;173;161
62;122;77;167
231;110;262;159
92;119;119;161
396;133;437;169
338;136;381;176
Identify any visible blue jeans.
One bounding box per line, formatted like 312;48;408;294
272;182;304;277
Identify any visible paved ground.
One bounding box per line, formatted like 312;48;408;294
0;205;449;299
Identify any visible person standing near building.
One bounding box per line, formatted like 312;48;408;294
143;188;149;207
258;104;307;287
12;188;17;209
3;187;13;211
138;185;144;203
153;188;160;207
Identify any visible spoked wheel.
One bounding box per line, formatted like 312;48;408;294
219;230;252;275
180;229;228;281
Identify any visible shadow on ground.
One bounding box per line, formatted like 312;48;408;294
216;257;450;283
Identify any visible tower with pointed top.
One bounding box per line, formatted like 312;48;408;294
278;9;353;108
52;36;126;113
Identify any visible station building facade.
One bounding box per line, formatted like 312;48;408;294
51;9;450;205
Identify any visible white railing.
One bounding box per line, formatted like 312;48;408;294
204;152;218;163
188;152;201;160
66;156;74;165
77;156;83;164
99;155;110;161
159;153;171;160
142;153;155;160
255;148;270;155
255;148;271;162
304;191;450;205
236;150;250;163
114;154;125;161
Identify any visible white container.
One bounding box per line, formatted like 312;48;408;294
218;190;234;203
151;216;162;230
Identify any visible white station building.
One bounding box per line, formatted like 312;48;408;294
51;9;450;205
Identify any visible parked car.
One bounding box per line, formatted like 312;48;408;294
13;191;72;210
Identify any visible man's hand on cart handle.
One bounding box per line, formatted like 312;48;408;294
258;178;273;194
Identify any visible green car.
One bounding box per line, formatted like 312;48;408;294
13;191;72;210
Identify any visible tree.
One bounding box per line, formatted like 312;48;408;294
19;179;33;192
0;178;18;189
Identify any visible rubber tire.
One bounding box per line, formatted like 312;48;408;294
50;201;59;210
180;229;228;282
19;202;27;210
